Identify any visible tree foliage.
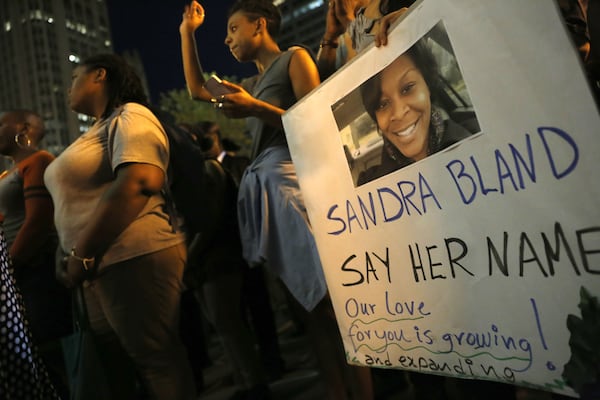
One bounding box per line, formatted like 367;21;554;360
158;72;252;157
562;286;600;398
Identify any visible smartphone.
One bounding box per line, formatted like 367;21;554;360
203;75;235;98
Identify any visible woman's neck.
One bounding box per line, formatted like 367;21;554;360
254;42;282;74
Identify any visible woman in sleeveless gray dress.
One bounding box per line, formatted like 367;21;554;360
180;1;374;398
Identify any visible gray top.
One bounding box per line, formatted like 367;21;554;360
44;103;185;270
349;7;378;52
243;49;299;160
237;48;328;311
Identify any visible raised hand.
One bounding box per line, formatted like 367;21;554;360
180;0;205;35
324;1;346;40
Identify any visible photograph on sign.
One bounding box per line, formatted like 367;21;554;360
332;21;480;187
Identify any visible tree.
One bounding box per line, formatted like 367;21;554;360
158;72;252;157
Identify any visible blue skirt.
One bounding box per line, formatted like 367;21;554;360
237;146;327;311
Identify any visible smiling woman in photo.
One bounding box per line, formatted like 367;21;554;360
359;37;473;184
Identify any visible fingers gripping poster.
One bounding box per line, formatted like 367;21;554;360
282;0;599;397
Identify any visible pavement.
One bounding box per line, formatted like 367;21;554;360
197;327;327;400
194;309;415;400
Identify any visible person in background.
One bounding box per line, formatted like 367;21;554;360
186;119;271;399
0;221;60;400
173;121;214;394
557;0;599;104
559;0;591;62
0;109;71;398
199;120;286;382
222;136;244;154
180;1;373;398
199;121;250;186
44;53;196;400
317;0;415;80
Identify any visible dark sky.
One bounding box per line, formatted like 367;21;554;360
106;0;255;102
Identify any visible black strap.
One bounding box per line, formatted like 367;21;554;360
72;285;90;331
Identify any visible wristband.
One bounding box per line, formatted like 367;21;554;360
70;248;95;271
320;39;339;49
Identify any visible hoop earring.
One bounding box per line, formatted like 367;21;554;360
15;133;32;148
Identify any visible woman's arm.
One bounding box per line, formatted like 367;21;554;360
374;8;409;47
216;81;285;128
179;1;213;101
218;48;321;129
61;163;164;287
10;154;55;268
289;47;322;100
316;0;346;80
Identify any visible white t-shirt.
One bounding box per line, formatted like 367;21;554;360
44;103;185;270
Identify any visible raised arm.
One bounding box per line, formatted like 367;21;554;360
316;0;350;80
316;2;345;80
179;1;213;102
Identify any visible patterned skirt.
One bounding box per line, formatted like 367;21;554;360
0;227;59;399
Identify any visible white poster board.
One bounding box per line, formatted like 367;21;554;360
282;0;600;397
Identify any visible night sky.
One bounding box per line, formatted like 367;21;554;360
106;0;255;102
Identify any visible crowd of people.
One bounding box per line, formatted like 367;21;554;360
0;0;596;399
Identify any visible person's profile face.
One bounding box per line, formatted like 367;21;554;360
68;65;98;115
225;12;259;63
375;54;431;162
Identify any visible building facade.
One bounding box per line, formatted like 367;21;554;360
0;0;113;156
275;0;328;54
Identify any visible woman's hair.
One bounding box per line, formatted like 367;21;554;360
360;36;441;123
79;53;148;118
227;0;282;38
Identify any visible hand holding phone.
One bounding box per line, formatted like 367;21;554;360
203;75;235;98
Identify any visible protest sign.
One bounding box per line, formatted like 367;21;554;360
282;0;599;397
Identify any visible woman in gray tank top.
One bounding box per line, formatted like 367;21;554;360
180;1;374;398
